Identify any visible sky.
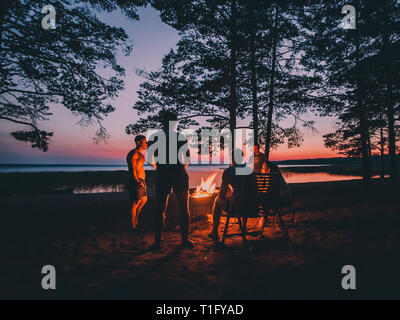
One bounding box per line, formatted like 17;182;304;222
0;6;339;165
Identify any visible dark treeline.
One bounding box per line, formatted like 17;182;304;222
127;0;319;161
127;0;400;183
300;0;400;183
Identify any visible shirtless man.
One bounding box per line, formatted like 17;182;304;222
126;135;148;230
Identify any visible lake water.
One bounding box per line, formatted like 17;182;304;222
0;165;130;173
0;164;373;194
0;163;329;173
188;169;371;188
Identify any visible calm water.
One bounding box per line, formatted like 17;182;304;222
1;164;372;194
0;165;129;173
70;170;372;194
0;164;330;173
0;164;228;173
189;170;369;188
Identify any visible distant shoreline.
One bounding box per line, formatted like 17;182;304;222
0;154;396;167
0;163;228;167
0;163;331;174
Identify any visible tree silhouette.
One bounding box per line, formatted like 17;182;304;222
363;0;400;182
133;0;249;157
302;0;399;182
0;0;147;151
250;1;318;160
131;0;317;159
301;0;375;182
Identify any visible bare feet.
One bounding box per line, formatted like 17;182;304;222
132;222;141;231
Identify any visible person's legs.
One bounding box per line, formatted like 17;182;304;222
210;196;226;235
130;200;140;229
173;172;191;246
175;190;190;243
134;196;147;226
154;172;171;248
242;217;248;232
155;193;168;247
129;183;140;230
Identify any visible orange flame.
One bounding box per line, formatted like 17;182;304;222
191;173;217;198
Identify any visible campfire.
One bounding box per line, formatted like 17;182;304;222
191;173;218;198
189;173;219;221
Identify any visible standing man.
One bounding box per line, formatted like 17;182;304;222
148;110;192;250
126;135;148;231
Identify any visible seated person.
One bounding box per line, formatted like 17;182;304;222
208;149;258;240
249;144;267;173
264;161;292;206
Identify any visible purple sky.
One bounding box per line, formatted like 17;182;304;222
0;6;339;164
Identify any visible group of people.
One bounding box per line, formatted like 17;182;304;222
127;111;193;250
126;110;291;250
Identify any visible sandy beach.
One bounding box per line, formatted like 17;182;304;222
0;179;399;299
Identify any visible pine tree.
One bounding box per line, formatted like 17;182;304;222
135;0;250;155
143;0;317;159
301;0;375;182
302;0;399;182
0;0;147;151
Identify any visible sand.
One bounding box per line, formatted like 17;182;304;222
0;179;400;299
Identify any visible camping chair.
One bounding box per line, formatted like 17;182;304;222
220;173;292;246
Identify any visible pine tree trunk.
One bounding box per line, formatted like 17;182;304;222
354;30;372;183
229;0;237;160
382;32;398;183
250;12;258;146
367;131;372;158
265;5;278;162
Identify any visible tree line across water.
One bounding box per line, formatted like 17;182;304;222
1;0;399;183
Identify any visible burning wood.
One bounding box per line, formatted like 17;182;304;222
189;173;219;221
191;173;218;198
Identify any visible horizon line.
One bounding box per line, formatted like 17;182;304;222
0;156;359;166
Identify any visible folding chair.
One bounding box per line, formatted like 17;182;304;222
220;173;292;247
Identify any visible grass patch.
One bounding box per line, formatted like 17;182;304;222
0;170;157;195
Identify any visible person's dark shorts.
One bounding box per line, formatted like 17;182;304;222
155;168;189;199
128;178;147;202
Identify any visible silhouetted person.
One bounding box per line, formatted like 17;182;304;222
249;144;267;173
148;110;192;249
264;160;292;205
126;135;148;231
208;149;258;240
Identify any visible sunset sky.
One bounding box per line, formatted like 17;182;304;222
0;6;339;165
